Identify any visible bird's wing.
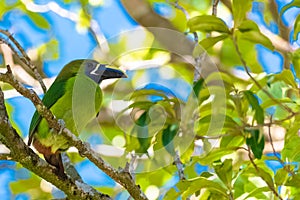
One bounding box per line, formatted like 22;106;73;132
28;80;67;145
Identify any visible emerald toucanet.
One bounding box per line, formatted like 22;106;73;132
28;59;126;177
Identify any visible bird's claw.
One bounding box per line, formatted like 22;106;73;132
57;119;65;134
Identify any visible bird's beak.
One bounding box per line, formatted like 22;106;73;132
102;66;127;80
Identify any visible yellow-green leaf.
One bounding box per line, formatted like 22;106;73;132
280;0;300;16
240;30;274;50
292;48;300;78
199;34;229;50
293;14;300;40
232;0;252;27
188;15;230;33
244;90;264;125
26;11;50;29
273;69;297;88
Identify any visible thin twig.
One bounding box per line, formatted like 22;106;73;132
269;0;290;69
267;116;295;176
20;0;109;54
174;150;185;180
247;146;283;200
232;35;295;114
169;1;202;82
0;29;47;93
171;0;190;19
212;0;220;16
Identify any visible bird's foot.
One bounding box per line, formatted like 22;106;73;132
57;119;65;134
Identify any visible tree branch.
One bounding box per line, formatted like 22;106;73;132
169;0;202;82
0;29;47;93
0;65;148;200
0;153;13;160
232;35;295;114
174;150;185;180
267;116;295;176
0;87;111;200
20;0;109;55
268;0;290;69
212;0;220;16
247;146;283;200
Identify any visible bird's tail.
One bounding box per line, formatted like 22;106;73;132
44;152;66;179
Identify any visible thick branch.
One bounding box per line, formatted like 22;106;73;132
0;87;110;200
121;0;193;57
0;65;148;200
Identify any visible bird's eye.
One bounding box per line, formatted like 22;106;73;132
87;63;93;68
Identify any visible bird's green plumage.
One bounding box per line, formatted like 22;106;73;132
28;59;126;177
29;79;67;144
30;75;102;152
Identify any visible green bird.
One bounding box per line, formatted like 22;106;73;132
28;59;126;178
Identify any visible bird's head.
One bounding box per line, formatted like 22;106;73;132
57;59;127;83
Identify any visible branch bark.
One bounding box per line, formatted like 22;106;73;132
0;65;148;200
121;0;217;79
0;87;111;200
0;29;47;92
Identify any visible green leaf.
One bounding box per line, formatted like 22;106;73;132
77;8;91;30
282;135;300;162
214;159;233;188
285;173;300;187
131;111;151;154
280;0;300;16
273;69;297;88
238;20;260;32
244;187;270;199
293;14;300;40
246;129;265;159
232;0;252;27
257;167;275;190
128;101;155;110
193;78;204;97
260;97;292;109
292;48;300;78
196;148;238;165
38;39;59;60
10;175;52;199
188;15;230;33
199;34;229;50
26;11;50;29
234;172;268;198
164;177;228;199
162;123;179;155
128;89;168;100
274;168;289;185
0;2;21;19
238;20;274;50
220;135;244;148
244;90;264;125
